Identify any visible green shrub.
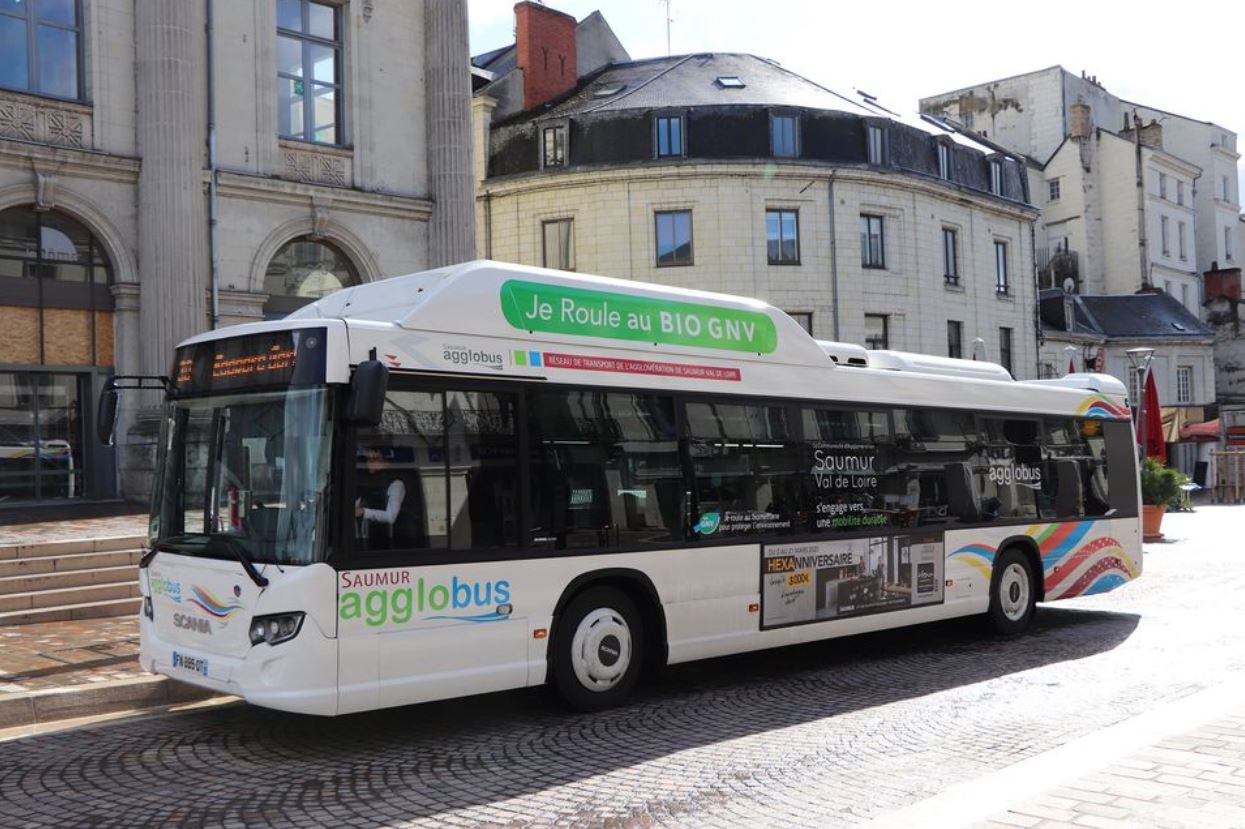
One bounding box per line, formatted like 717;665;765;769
1139;456;1188;507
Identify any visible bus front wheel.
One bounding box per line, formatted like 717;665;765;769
987;548;1037;636
551;586;644;711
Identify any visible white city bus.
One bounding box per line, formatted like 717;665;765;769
100;261;1141;715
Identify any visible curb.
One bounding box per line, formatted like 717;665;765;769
0;674;217;730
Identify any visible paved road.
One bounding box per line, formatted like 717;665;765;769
1;507;1243;828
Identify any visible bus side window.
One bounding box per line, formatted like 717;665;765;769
527;390;683;550
802;407;892;534
446;390;520;551
685;401;802;538
890;409;977;526
977;417;1040;521
354;391;441;552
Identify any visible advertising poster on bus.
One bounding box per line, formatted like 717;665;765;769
760;533;944;629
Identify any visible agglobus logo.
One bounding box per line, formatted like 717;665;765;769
339;571;511;627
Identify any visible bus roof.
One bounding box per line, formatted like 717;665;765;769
202;260;1129;418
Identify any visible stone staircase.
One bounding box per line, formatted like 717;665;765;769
0;536;145;626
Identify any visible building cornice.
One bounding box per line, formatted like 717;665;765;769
213;170;433;220
479;161;1039;221
0;138;139;183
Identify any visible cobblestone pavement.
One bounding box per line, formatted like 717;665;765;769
978;710;1245;829
0;617;143;694
0;506;1242;828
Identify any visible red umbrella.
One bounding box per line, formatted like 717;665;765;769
1140;370;1167;463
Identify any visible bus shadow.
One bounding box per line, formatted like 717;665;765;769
187;606;1138;825
2;607;1139;828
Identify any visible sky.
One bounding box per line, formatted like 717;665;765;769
468;0;1245;187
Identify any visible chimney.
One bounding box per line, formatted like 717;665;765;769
1139;119;1163;150
1069;101;1092;140
514;2;578;111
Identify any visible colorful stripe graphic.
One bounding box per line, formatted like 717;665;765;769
1075;394;1129;420
186;585;245;620
948;520;1138;601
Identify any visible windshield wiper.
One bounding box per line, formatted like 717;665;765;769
206;535;270;588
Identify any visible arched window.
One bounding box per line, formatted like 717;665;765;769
0;206;113;288
263;237;359;318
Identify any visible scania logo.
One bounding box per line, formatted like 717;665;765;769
174;613;212;634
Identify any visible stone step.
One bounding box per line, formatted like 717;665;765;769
0;565;139;597
0;596;141;627
0;549;143;579
0;581;142;614
0;535;146;561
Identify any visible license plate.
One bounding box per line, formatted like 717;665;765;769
171;651;209;677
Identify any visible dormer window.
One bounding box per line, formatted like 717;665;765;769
542;124;566;168
990;158;1004;196
655;114;684;158
715;75;745;89
866;124;889;165
771;113;798;158
937;143;951;180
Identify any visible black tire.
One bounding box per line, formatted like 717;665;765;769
551;586;644;712
986;547;1037;635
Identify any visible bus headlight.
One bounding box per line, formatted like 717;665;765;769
249;612;305;647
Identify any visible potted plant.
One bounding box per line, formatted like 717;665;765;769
1139;456;1187;541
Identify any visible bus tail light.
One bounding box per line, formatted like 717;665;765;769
249;612;305;647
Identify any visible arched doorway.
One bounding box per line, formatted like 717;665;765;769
262;237;359;318
0;205;114;502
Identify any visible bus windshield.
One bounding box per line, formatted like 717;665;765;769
149;387;334;566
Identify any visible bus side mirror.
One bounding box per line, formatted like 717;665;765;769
347;360;388;426
97;388;119;446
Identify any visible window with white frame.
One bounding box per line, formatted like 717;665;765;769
994;240;1009;294
1158;173;1167;199
1161;215;1170;257
942;227;958;283
990;159;1004;196
1224;175;1231;202
277;0;343;145
867;124;889;165
937;143;951;180
1180;283;1189;309
1177;179;1185;206
1178;221;1187;260
542;219;574;271
0;0;82;100
766;209;800;264
1176;365;1193;404
655;210;693;267
947;320;963;359
655;115;684;158
864;314;888;350
1048;178;1061;201
542;125;566;167
1227;225;1234;261
771;113;797;158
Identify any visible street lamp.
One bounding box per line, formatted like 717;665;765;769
1126;347;1156;454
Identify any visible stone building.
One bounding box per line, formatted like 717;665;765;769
0;0;474;506
473;4;1039;375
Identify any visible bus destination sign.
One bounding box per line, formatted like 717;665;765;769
171;328;327;395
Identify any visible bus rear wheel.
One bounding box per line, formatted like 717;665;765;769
551;586;644;712
987;548;1037;636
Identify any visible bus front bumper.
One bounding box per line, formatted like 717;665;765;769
140;616;339;716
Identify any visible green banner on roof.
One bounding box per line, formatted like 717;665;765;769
499;280;778;354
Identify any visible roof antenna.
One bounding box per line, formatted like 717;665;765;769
661;0;672;57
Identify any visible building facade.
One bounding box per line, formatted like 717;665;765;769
474;5;1039;376
0;0;474;506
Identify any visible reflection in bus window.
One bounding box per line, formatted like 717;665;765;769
528;391;683;550
685;401;801;538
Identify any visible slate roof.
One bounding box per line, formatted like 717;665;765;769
1039;289;1214;340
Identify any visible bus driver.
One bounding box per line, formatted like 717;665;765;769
355;446;417;550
